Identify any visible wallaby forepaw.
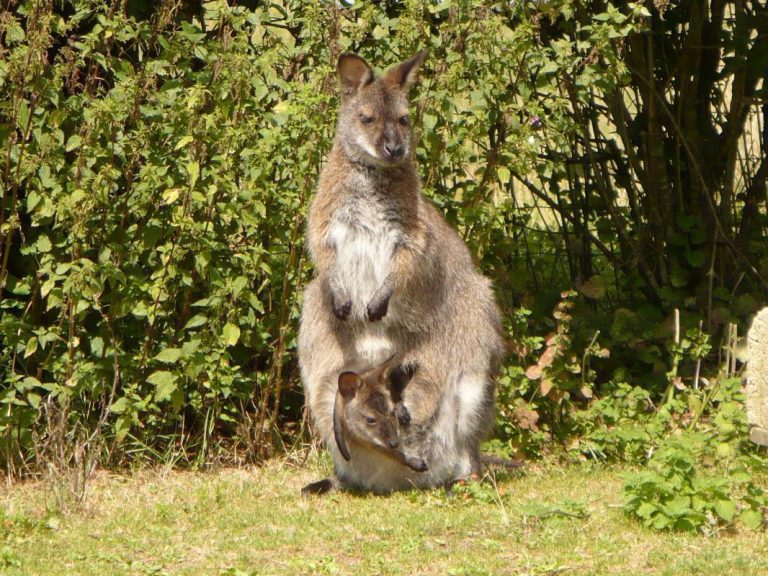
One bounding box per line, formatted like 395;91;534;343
395;402;411;426
366;295;390;321
331;295;352;320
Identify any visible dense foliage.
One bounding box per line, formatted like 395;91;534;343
1;0;766;527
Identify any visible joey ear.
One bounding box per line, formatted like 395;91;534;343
338;371;362;399
388;362;418;401
384;51;426;90
333;392;351;461
338;53;374;96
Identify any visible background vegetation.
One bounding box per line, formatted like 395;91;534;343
0;0;766;531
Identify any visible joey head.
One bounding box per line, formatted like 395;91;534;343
333;360;425;472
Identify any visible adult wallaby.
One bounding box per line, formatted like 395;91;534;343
299;51;505;492
302;359;427;496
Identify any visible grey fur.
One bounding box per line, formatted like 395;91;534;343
299;51;505;493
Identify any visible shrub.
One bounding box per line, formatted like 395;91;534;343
0;1;765;477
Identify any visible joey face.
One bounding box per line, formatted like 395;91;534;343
337;370;401;452
336;52;425;168
333;359;418;460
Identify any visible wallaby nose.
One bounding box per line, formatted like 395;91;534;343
388;437;399;449
383;144;404;160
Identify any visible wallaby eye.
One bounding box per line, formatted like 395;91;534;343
398;115;409;126
365;416;377;425
360;114;374;125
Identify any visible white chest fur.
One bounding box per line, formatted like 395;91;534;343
327;189;402;322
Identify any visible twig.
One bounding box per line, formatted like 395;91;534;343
725;323;732;377
693;320;703;390
581;330;600;388
664;308;681;404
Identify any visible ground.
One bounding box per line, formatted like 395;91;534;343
2;456;768;576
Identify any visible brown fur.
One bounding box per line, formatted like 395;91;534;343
333;360;427;472
299;52;505;492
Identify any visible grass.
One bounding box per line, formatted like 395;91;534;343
2;457;768;576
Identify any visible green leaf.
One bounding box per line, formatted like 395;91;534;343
27;393;41;409
741;509;764;530
35;235;52;253
184;315;208;330
155;347;183;364
673;517;699;532
222;323;241;346
175;135;194;150
65;134;82;151
651;514;671;530
162;188;181;204
27;190;41;212
16;99;30;131
231;276;248;297
635;502;656;519
147;371;178;402
580;275;606;299
187;161;200;190
686;250;707;268
665;496;691;517
110;397;129;414
114;416;130;442
372;25;388;40
716;443;732;458
713;499;736;522
24;337;38;358
6;21;25;43
19;376;41;390
91;336;104;358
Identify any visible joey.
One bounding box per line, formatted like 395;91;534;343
302;359;425;496
332;361;426;473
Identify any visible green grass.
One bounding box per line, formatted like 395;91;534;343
2;458;768;576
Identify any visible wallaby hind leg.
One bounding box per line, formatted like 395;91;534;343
301;477;339;496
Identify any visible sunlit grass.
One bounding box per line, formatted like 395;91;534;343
2;458;767;575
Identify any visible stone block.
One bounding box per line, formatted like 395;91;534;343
747;308;768;446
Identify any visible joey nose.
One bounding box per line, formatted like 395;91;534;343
383;144;404;161
388;437;399;449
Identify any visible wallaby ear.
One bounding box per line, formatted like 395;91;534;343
388;362;418;401
333;392;351;461
383;51;426;91
338;371;362;399
338;53;374;96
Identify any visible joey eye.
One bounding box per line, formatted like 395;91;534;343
365;416;377;425
360;114;374;125
398;115;409;126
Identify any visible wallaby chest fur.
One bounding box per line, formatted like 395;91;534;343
299;51;505;492
321;162;411;323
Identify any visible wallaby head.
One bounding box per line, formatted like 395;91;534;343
333;359;418;462
335;51;426;167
